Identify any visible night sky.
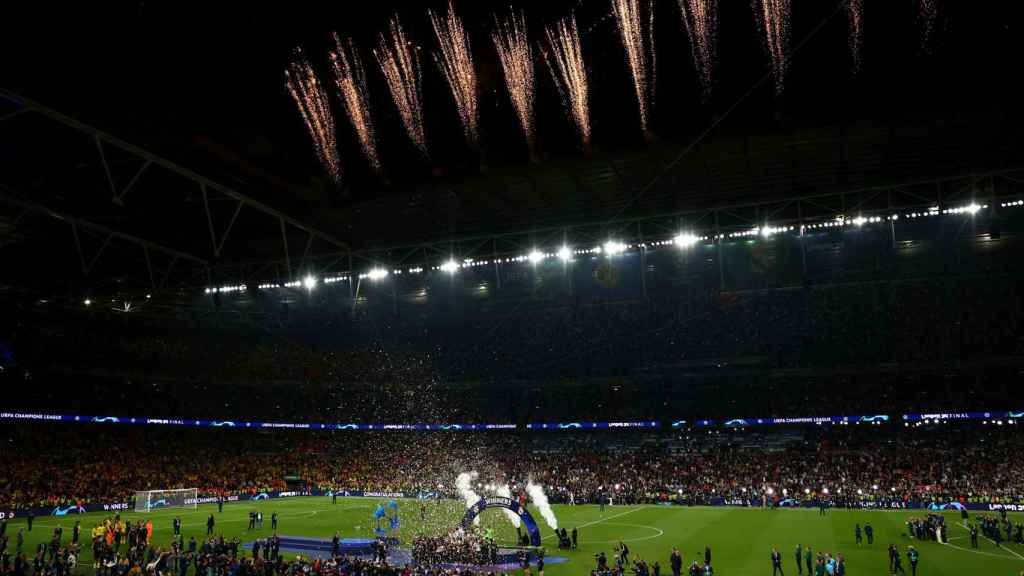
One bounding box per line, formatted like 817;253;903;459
4;0;1020;202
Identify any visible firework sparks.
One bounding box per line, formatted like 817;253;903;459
285;50;341;183
918;0;937;52
753;0;791;93
846;0;863;72
612;0;656;137
431;1;479;148
375;17;428;158
492;9;536;159
330;34;381;173
542;15;591;152
677;0;718;95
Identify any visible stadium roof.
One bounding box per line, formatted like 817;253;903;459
2;0;1023;305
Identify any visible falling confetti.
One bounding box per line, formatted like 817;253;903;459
542;15;591;152
285;49;341;183
330;34;382;173
431;1;479;148
375;17;429;159
612;0;656;138
492;9;537;160
752;0;791;93
677;0;718;95
846;0;863;72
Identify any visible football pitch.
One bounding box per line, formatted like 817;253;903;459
8;497;1024;575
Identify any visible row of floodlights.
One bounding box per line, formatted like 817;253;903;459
202;202;1005;295
907;419;1016;427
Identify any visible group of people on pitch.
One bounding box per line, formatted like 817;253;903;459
776;545;847;576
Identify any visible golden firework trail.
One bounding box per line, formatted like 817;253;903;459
431;1;479;148
918;0;937;52
846;0;863;72
542;15;591;151
285;50;341;183
612;0;656;137
330;34;382;173
677;0;718;95
753;0;791;93
375;17;428;158
492;9;536;158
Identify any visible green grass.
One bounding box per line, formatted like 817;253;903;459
6;498;1024;575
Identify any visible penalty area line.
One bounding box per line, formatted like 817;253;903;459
542;506;647;540
940;540;1024;561
955;521;1024;561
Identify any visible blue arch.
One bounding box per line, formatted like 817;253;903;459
460;497;542;547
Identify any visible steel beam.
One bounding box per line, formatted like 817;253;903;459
0;88;349;251
0;186;208;266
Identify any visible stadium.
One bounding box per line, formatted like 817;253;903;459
1;1;1023;576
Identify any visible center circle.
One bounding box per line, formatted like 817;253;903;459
577;522;665;544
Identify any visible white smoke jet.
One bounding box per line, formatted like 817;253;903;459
496;484;521;528
456;471;481;525
526;480;558;529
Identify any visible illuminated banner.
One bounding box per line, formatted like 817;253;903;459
681;415;890;428
902;411;1023;422
525;421;660;430
0;412;514;431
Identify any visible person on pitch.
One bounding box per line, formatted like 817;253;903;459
771;548;784;576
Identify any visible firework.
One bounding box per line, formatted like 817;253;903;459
285;50;341;183
431;1;479;148
542;15;591;152
330;34;381;173
752;0;791;93
375;17;428;158
612;0;656;138
492;9;536;159
677;0;718;95
918;0;937;52
846;0;863;72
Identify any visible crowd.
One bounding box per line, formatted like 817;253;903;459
6;273;1022;388
0;518;484;576
1;422;1022;513
411;529;498;567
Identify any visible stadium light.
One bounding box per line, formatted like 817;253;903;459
303;275;317;290
367;268;388;281
557;246;573;262
83;298;92;306
674;233;699;248
528;250;544;264
440;259;459;273
603;241;626;256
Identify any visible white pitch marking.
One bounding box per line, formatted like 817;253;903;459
577;521;664;544
542;506;647;540
953;521;1024;561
